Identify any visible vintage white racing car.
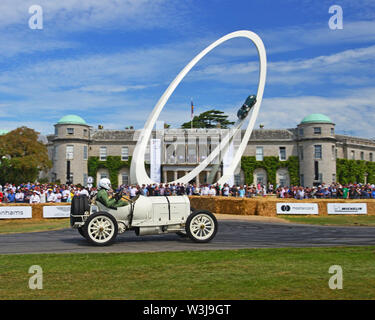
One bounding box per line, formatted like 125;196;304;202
70;194;218;246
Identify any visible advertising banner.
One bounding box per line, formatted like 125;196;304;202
0;206;32;219
223;140;234;186
327;203;367;215
277;203;319;215
43;205;71;218
150;138;161;183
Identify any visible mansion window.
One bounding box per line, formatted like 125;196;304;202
314;145;322;159
313;127;321;134
256;146;264;161
83;145;88;160
67;128;74;135
279;147;286;161
121;146;129;161
122;173;129;186
66;145;74;160
100;147;107;161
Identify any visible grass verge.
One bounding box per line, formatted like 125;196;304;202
279;215;375;226
0;219;70;234
1;247;375;299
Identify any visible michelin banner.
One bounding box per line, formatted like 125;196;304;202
0;206;32;219
43;205;71;218
277;203;319;215
327;203;367;215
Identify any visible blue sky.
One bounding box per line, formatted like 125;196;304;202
0;0;375;137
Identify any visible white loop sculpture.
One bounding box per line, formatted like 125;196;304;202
130;30;267;185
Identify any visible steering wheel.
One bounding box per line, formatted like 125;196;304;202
114;191;122;202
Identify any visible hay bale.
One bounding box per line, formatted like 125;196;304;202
242;198;258;215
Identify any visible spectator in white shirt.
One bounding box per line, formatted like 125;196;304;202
55;191;62;203
40;189;46;203
208;186;216;196
130;186;137;199
15;190;25;203
80;188;89;197
201;185;209;196
62;188;70;202
46;189;56;203
222;184;229;196
29;191;41;204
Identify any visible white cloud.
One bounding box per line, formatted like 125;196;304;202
0;0;187;30
256;87;375;138
185;44;375;87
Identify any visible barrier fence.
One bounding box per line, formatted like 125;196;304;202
0;198;374;220
0;203;70;220
188;196;375;216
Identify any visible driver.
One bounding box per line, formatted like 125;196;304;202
96;178;129;209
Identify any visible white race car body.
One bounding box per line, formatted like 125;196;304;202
70;194;217;245
93;195;190;234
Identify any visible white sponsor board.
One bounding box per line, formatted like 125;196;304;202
0;206;32;219
277;203;319;215
327;203;367;215
43;205;71;218
150;138;161;183
223;140;234;186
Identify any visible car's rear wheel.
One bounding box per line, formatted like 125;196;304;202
78;227;86;238
185;210;217;243
176;231;187;237
83;212;118;246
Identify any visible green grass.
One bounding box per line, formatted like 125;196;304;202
1;247;375;300
279;215;375;226
0;219;70;234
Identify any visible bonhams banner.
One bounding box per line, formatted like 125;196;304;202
43;205;71;218
277;203;319;215
327;203;367;215
0;206;32;219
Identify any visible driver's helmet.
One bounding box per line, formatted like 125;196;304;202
98;178;112;190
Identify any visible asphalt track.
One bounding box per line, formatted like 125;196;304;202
1;219;375;254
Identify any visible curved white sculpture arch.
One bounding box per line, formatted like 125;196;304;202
130;30;267;185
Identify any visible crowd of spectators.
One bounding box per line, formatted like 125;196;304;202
1;181;375;204
120;182;375;199
0;183;91;204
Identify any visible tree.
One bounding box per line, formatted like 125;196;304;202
0;127;52;185
181;109;234;129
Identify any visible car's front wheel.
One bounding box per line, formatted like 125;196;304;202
185;210;218;243
83;212;118;246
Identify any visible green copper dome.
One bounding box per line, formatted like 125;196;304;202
57;115;87;125
0;130;9;135
301;114;333;124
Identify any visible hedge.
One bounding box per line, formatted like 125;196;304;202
241;156;300;186
88;156;132;189
336;159;375;184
